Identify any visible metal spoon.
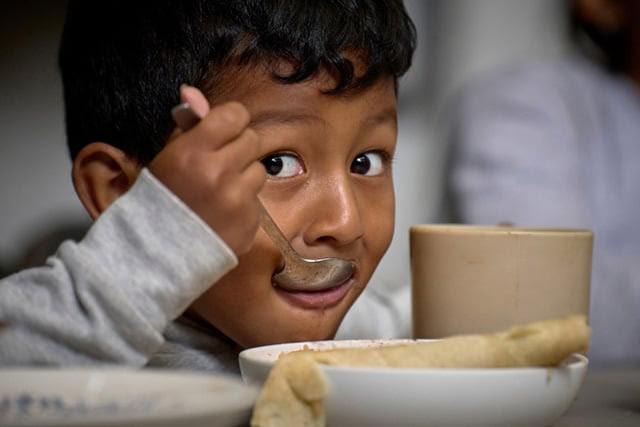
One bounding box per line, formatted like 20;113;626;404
171;103;356;291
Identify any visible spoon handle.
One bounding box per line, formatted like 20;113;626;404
256;202;299;261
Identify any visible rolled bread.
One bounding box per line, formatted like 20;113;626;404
251;314;590;427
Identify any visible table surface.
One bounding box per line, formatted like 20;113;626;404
554;365;640;426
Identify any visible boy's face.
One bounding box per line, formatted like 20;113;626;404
188;65;397;348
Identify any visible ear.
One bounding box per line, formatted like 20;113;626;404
72;142;141;219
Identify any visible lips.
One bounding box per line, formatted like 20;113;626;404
274;275;355;310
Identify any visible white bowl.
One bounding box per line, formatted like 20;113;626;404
239;339;588;427
0;368;258;427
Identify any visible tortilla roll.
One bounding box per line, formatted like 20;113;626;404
251;314;590;427
312;314;589;368
251;352;327;427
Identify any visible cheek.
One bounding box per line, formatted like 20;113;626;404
363;182;395;255
188;232;281;341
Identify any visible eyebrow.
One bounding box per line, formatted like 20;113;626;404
363;107;397;127
249;106;397;130
249;111;325;129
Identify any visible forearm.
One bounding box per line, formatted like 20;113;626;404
0;169;237;366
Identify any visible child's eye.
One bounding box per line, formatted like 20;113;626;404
261;153;304;178
351;151;386;176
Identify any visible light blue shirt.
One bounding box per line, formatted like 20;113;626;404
448;55;640;365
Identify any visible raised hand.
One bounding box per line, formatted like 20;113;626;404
149;85;266;255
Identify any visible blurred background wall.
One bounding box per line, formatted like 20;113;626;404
0;0;89;275
0;0;570;285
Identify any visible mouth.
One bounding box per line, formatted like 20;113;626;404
273;273;356;310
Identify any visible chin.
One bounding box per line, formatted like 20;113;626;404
287;329;336;343
249;320;342;348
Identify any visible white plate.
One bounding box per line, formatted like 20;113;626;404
0;368;258;427
239;339;588;427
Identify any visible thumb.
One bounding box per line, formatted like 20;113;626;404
180;84;210;118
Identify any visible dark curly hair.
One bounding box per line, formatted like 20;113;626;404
59;0;416;164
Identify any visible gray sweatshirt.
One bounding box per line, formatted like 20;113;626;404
0;169;242;373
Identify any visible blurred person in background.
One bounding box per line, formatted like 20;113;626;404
446;0;640;366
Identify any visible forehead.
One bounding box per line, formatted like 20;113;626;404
208;63;398;129
209;53;396;95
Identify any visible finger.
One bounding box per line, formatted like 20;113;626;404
192;101;251;151
180;84;210;118
243;160;268;194
214;127;263;171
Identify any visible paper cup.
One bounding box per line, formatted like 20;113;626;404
411;224;593;338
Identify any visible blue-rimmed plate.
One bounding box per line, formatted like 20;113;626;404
0;368;258;427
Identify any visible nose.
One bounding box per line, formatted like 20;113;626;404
303;175;364;248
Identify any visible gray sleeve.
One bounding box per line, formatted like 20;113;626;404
0;169;237;366
447;62;591;228
336;284;411;340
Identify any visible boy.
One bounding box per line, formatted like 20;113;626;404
0;0;415;373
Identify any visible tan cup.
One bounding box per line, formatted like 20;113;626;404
411;224;593;338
